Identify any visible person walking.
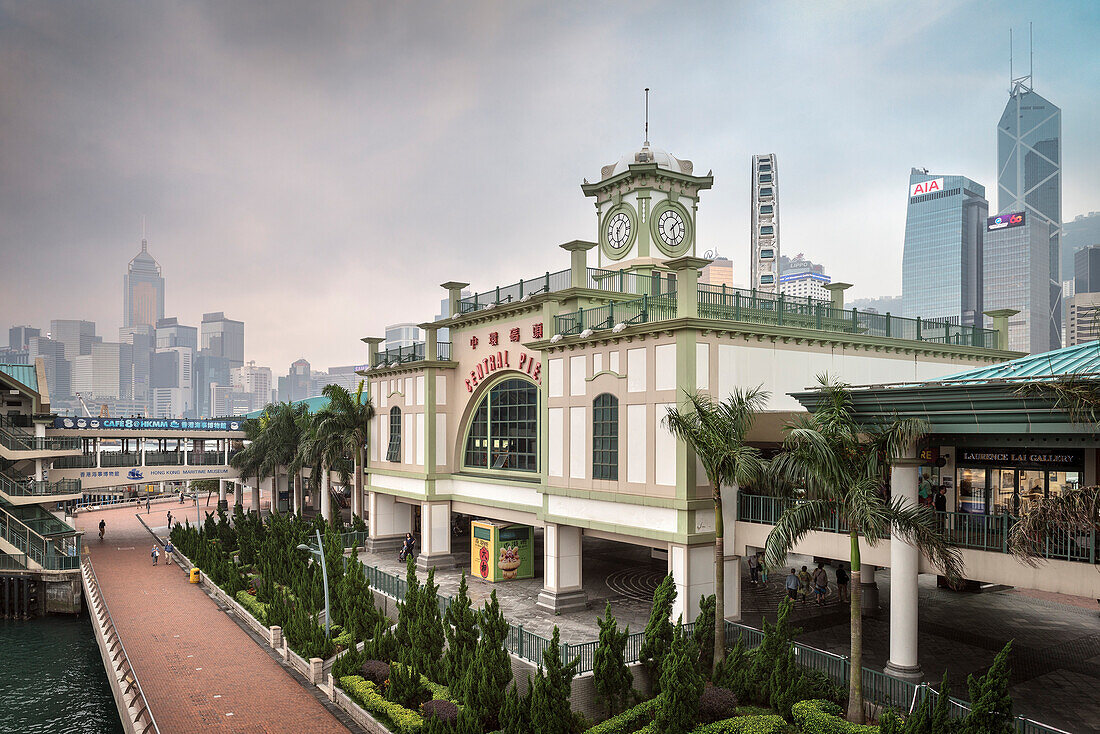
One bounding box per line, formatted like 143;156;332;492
835;564;850;603
146;498;151;514
164;539;175;566
760;556;770;585
812;563;829;606
785;569;800;600
166;510;173;529
934;487;947;512
748;553;760;585
798;565;812;605
151;544;160;566
98;519;105;540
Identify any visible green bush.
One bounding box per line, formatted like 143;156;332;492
388;660;430;710
234;590;269;625
690;714;790;733
583;696;660;734
339;675;424;734
791;699;878;733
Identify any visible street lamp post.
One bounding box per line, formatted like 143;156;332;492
297;528;330;639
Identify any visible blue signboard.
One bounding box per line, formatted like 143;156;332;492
53;416;244;432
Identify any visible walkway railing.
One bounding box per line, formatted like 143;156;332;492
100;453;141;468
371;340;454;369
0;415;81;452
736;494;1098;565
0;503;81;570
697;284;998;348
554;291;678;336
144;452;183;466
54;454;98;469
0;470;81;499
81;555;160;734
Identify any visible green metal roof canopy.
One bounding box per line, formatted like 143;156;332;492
243;394;330;420
790;341;1100;437
0;364;38;393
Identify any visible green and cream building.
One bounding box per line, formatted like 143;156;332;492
357;142;1017;623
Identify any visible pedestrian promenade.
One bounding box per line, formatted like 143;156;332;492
77;501;352;733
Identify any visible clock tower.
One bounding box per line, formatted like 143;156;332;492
582;141;713;272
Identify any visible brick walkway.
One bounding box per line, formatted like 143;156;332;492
77;501;351;733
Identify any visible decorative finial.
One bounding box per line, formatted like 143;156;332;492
644;87;650;147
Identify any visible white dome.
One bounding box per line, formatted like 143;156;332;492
601;143;693;180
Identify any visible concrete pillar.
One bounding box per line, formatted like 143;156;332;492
234;480;243;509
668;542;716;623
860;563;880;615
983;308;1019;351
666;255;712;319
440;282;471;321
293;473;303;515
416;500;456;571
824;282;853;310
537;523;587;613
217;480;227;512
559;241;597;289
886;445;923;681
320;468;332;523
366;491;412;552
251;480;260;513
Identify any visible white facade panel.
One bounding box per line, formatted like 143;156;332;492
696;343;710;390
548;407;564;478
655;402;676;486
415;413;425;466
570;355;586;396
548;358;564;398
416;376;425;406
627;403;646;484
569;406;586;479
436;375;447;405
439;478;541;510
547;494;678;534
627;348;646;393
436;413;447;466
609;351;620;374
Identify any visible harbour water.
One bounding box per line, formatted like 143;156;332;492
0;612;123;734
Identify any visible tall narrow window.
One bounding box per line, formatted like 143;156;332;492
387;407;402;462
592;393;618;480
463;378;538;472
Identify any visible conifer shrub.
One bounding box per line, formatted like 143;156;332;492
462;590;512;732
693;594;717;679
961;641;1013;734
654;619;704;734
500;682;531;734
443;574;479;698
581;697;660;734
387;660;429;710
593;602;634;718
639;574;677;694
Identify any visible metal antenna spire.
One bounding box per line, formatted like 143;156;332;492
1030;21;1033;86
1009;28;1013;93
141;215;147;251
644;87;650;146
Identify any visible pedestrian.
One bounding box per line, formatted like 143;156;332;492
748;553;760;585
98;519;106;540
836;564;850;603
785;568;799;600
179;490;184;504
798;565;812;605
812;563;829;606
760;556;770;585
919;475;933;506
934;487;947;513
164;539;175;566
146;498;151;514
166;510;173;528
151;545;160;566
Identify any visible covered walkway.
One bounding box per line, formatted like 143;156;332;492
76;501;351;733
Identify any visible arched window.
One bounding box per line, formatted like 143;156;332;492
387;407;401;462
464;378;538;472
592;393;618;480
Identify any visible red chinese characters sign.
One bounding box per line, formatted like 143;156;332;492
465;350;541;392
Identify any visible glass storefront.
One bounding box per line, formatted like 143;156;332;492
955;447;1083;515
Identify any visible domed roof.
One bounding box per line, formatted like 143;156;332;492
601;142;694;180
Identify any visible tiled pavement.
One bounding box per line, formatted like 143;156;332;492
77;501;353;733
740;555;1100;734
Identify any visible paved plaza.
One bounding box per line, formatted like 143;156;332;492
77;500;355;733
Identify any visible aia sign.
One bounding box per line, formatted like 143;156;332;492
987;212;1026;231
909;178;944;198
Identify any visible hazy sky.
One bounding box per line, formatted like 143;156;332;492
2;1;1099;371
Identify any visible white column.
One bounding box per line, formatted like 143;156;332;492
251;480;260;513
218;479;227;508
667;542;715;623
320;468;332;523
724;554;742;622
416;500;455;570
293;473;303;515
536;523;587;613
366;491;412;551
886;446;923;681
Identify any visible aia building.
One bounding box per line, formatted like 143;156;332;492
901;169;989;328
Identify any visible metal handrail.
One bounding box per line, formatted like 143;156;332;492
0;415;82;452
0;469;81;497
82;555;160;733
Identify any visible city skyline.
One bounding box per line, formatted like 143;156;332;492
2;2;1099;370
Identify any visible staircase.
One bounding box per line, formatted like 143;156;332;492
0;501;81;571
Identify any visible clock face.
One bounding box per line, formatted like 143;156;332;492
657;209;686;248
606;212;632;250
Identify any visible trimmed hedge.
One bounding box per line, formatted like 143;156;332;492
791;699;878;734
340;675;424;734
691;714;790;733
584;697;660;734
234;590;269;625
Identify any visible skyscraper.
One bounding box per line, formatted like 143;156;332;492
984;211;1057;352
1075;245;1100;295
8;326;40;351
49;319;96;360
1063;212;1100;280
750;154;779;293
901;169;988;326
995;72;1060;349
155;317;198;350
200;312;245;368
124;235;165;328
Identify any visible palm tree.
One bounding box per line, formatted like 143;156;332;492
297;407;348;523
312;382;374;521
230;413;267;512
763;375;963;723
664;387;768;676
259;402;309;512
